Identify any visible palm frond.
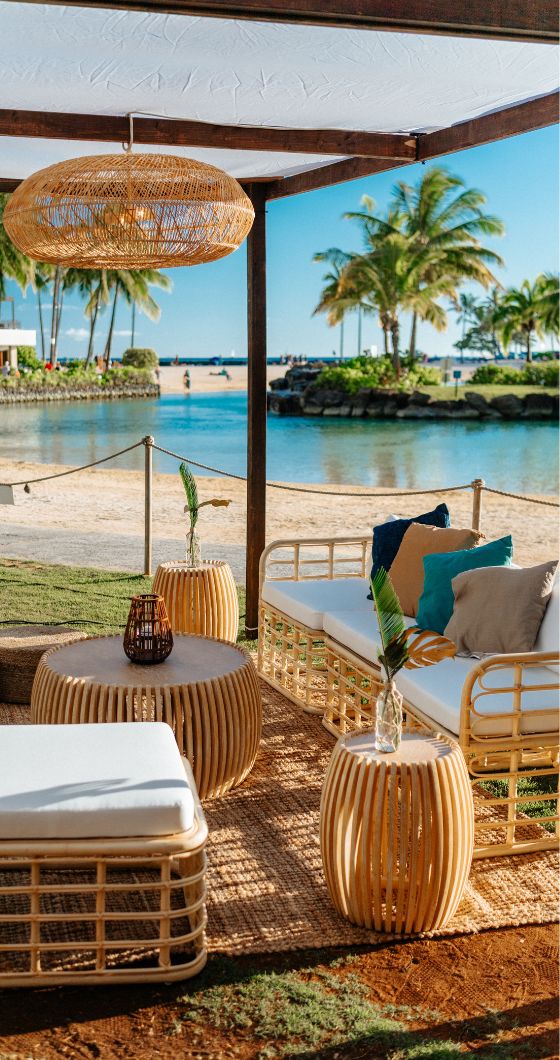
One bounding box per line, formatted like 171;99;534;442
370;567;409;680
179;462;199;530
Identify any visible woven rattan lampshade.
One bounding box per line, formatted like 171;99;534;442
4;152;255;268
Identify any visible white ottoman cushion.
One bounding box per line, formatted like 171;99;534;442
0;722;195;839
261;577;371;630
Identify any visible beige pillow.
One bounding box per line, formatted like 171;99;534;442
445;561;559;655
390;522;483;617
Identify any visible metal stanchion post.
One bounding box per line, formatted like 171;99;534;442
143;435;154;576
471;478;485;532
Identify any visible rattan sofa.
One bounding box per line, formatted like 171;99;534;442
258;536;560;859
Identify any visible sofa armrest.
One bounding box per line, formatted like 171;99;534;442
259;536;372;590
459;650;560;745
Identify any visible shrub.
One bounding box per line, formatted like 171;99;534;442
101;366;154;386
471;362;559;387
316;355;441;394
17;345;41;370
122;347;158;369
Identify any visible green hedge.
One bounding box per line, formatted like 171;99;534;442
122;347;158;369
316;355;441;394
0;365;154;389
470;362;559;387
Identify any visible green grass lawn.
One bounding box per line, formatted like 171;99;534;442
418;384;558;402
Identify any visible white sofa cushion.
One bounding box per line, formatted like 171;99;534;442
0;723;195;840
396;658;559;739
261;577;370;630
324;608;416;664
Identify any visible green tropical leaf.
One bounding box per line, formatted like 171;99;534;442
179;462;199;531
370;568;409;680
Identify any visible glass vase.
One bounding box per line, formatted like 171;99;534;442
374;679;403;753
185;528;201;567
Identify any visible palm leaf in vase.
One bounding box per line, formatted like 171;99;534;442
370;567;409;681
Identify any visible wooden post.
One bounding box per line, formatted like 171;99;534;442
144;435;154;576
245;185;268;639
471;478;485;532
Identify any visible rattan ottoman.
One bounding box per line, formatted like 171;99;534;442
153;561;239;642
320;730;474;934
0;722;208;987
0;625;85;705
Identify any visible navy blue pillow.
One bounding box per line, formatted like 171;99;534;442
369;504;451;595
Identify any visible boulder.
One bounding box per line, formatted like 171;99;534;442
268;392;300;415
522;392;558;419
323;406;342;416
464;391;490;415
301;404;323;416
269;375;289;391
408;390;431;406
489;394;524;419
396;405;436;419
428;400;479;419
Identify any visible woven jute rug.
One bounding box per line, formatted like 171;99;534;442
1;687;558;958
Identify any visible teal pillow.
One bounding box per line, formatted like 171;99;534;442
416;535;514;634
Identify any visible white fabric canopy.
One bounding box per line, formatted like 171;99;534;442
0;2;558;180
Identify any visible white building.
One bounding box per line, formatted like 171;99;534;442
0;328;36;370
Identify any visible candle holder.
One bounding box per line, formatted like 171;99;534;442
123;594;173;665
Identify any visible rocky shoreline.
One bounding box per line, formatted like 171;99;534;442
0;383;160;404
268;366;559;421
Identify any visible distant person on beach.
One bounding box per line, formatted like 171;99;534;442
183;369;191;391
1;363;9;378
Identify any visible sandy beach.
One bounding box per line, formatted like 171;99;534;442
0;458;557;579
159;364;283;393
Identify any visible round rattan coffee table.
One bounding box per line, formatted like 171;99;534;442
320;730;473;934
31;634;261;800
153;561;239;643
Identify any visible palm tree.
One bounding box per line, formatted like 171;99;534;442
0;193;33;299
32;263;53;361
536;273;560;342
346;168;505;359
493;275;558;362
342;232;455;378
314;247;393;358
103;269;171;369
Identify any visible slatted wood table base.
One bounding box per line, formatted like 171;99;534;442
320;731;474;934
153;561;239;643
31;634;262;801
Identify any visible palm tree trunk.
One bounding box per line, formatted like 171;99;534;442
408;312;418;361
49;266;62;366
37;288;45;361
53;288;65;363
104;288;119;370
383;326;389;356
131;301;136;348
526;332;532;363
85;289;101;367
391;322;400;379
339;317;344;361
357;305;362;356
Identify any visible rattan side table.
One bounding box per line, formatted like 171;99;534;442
31;633;262;800
153;561;239;643
320;731;474;934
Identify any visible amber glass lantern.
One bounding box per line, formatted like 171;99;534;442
124;594;173;664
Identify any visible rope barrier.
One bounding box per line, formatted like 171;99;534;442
0;440;144;488
151;443;559;505
0;435;557;507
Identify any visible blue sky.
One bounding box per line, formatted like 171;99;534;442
6;124;559;361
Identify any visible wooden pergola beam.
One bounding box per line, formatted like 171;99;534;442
0;110;416;161
418;91;560;160
267;93;560;199
4;0;558;43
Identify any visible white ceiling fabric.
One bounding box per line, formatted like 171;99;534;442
0;2;558;180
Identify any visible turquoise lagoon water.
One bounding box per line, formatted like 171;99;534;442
0;391;557;494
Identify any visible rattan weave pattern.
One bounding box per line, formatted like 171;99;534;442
4;153;255;268
2;688;557;956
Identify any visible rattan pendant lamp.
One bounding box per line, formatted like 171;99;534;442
4;115;255;268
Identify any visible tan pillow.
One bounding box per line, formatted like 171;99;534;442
445;561;558;655
390;522;482;617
